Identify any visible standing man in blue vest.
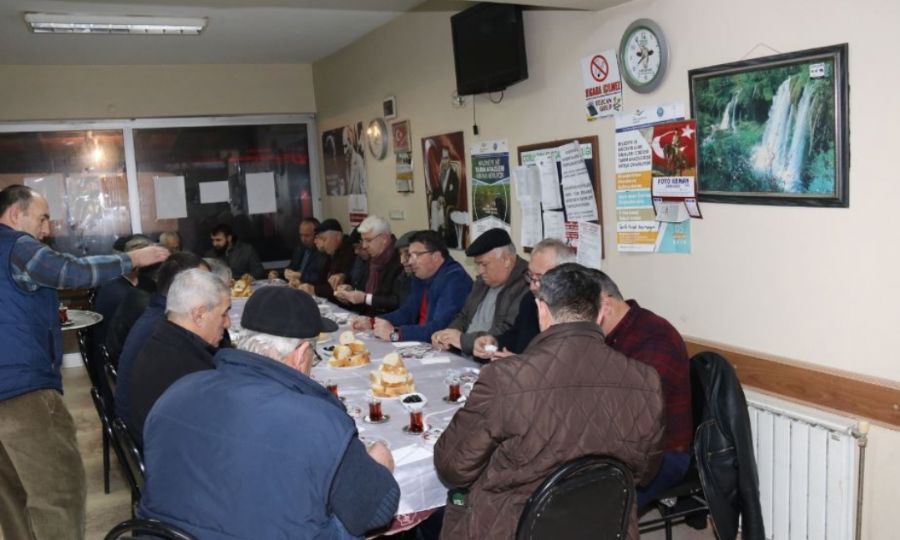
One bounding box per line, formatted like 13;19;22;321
0;185;169;539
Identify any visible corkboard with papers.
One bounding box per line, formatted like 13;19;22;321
516;136;604;258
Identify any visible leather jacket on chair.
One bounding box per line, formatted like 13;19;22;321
692;351;765;540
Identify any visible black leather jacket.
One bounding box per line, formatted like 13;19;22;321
692;351;765;540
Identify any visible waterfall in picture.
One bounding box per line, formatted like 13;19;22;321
718;94;739;131
752;76;814;191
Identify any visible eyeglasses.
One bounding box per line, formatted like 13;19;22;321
523;270;542;285
408;250;436;259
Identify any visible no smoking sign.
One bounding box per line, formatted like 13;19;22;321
590;54;609;82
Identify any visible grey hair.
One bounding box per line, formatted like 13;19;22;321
358;215;391;236
166;268;229;317
536;263;601;323
532;238;576;265
235;329;308;361
203;257;233;285
585;269;624;300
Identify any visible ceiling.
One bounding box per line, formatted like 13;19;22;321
0;0;629;65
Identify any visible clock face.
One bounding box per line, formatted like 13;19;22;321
619;19;668;93
367;118;387;160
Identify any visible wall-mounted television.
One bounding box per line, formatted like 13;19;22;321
451;3;528;96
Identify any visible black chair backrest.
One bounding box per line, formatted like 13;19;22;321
516;456;634;540
111;418;146;497
105;518;196;540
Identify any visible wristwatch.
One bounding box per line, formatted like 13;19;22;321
389;330;400;342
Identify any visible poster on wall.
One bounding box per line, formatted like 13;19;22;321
470;139;511;241
581;49;624;121
614;110;697;253
321;122;368;197
396;151;413;192
422;131;468;250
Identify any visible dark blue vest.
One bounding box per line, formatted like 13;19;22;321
0;225;62;401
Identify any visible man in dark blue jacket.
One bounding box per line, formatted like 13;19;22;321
373;230;472;343
140;287;399;539
0;185;168;539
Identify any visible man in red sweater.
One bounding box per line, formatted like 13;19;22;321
590;270;692;508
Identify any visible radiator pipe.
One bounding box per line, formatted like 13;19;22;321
851;420;869;540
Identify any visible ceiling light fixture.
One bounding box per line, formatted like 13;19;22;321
24;12;207;35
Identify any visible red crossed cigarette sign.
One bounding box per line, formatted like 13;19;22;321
590;54;609;83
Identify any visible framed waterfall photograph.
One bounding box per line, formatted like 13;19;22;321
689;44;849;207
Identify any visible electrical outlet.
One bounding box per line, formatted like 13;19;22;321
389;210;405;220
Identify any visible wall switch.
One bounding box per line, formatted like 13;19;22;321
389;210;405;220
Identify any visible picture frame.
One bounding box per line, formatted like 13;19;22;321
391;120;411;153
689;43;849;207
382;96;397;120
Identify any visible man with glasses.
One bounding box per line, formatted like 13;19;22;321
334;216;405;315
140;287;398;538
473;238;576;360
372;230;472;343
431;228;529;356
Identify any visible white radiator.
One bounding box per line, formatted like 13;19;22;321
745;390;864;540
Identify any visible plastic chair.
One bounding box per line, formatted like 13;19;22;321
104;518;196;540
516;456;634;540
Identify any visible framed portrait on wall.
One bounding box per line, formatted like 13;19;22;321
689;43;849;207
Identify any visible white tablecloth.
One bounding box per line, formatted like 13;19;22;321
229;295;481;516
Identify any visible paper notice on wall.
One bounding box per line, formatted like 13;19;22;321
652;199;690;222
348;194;368;225
615;116;696;253
520;202;542;248
576;221;603;269
153;175;188;220
542;210;566;241
559;142;598;221
537;157;562;210
246;172;277;215
581;49;623;120
199;181;230;204
25;174;65;220
652;176;695;198
513;166;540;204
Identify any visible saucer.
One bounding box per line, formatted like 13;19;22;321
363;414;390;424
402;425;428;435
442;396;465;404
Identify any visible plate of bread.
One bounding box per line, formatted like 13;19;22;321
231;275;254;298
327;331;371;368
368;353;415;398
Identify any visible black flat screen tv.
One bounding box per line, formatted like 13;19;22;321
451;3;528;96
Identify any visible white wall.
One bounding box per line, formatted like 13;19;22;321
0;63;316;120
313;0;900;536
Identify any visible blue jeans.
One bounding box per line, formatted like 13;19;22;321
637;451;691;509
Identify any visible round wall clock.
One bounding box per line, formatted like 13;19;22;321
366;118;388;160
618;18;668;93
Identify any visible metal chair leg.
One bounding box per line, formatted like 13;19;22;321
102;427;110;494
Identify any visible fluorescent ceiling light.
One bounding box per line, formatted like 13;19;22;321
24;13;207;35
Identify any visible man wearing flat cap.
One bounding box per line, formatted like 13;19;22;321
432;228;530;357
139;286;400;539
296;218;356;301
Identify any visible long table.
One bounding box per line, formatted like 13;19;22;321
229;291;481;526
